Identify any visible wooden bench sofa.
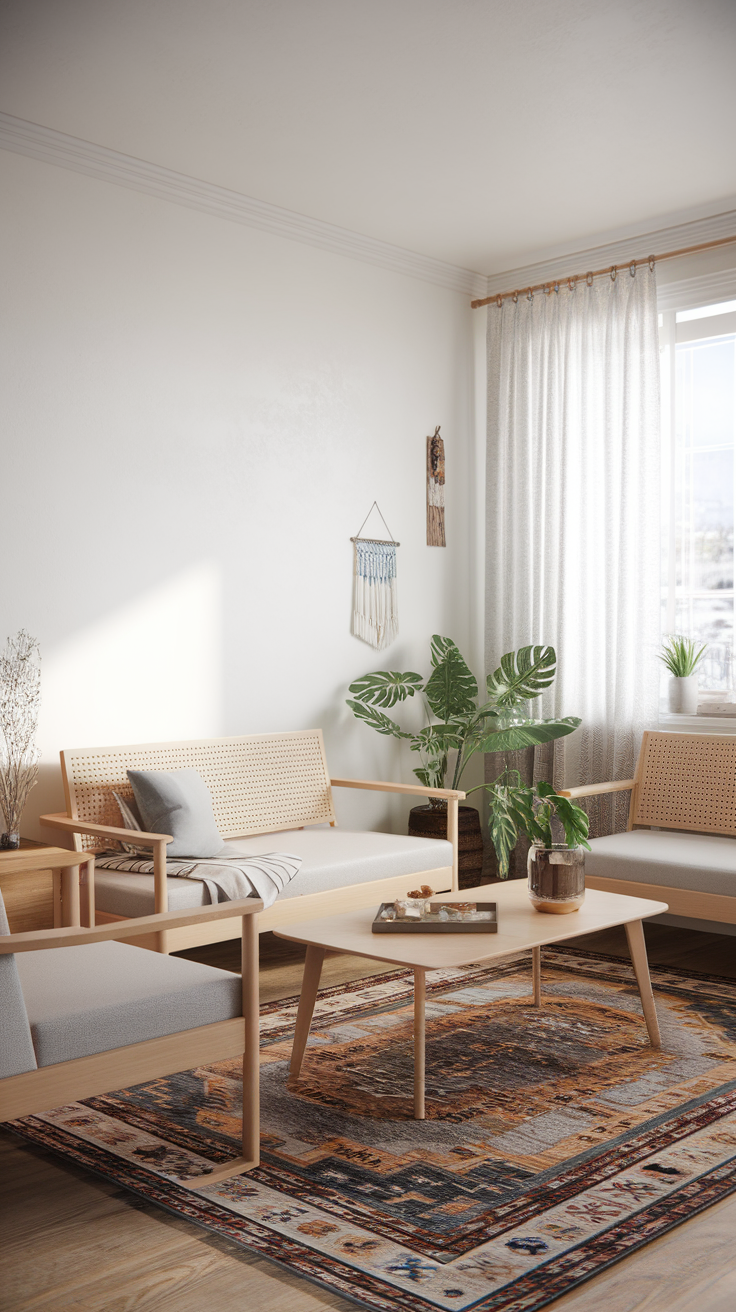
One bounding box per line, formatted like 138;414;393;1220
41;730;463;953
561;730;736;930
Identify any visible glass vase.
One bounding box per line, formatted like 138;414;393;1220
527;843;585;914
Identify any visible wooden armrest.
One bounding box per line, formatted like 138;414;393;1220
41;812;173;846
330;777;466;800
557;779;636;799
0;898;263;953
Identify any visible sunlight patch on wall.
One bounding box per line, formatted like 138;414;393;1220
38;563;222;752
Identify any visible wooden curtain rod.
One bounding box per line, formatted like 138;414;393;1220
470;233;736;309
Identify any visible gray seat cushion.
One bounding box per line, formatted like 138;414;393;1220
16;941;242;1067
94;827;454;917
586;830;736;897
94;872;210;917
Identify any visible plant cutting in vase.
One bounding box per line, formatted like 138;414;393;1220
346;636;589;879
0;630;41;849
659;635;707;715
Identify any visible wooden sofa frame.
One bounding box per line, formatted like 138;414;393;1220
0;898;261;1186
41;730;464;953
560;730;736;926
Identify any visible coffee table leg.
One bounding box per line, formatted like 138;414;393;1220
532;946;542;1007
624;919;662;1049
289;945;326;1080
414;967;426;1120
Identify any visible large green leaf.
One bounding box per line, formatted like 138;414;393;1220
485;786;523;879
348;670;423;707
409;724;464;756
478;715;581;754
346;700;414;740
486;645;557;707
413;763;447;790
424;636;478;721
536;782;591;850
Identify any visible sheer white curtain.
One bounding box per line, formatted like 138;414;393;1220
485;266;661;815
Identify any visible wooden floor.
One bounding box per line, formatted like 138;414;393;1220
2;923;736;1311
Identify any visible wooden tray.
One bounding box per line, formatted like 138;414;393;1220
372;901;498;934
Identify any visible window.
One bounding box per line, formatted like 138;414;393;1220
660;297;736;697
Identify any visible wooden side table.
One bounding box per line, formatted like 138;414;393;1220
0;840;95;930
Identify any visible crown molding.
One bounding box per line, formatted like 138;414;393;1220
482;209;736;298
657;266;736;312
0;111;486;297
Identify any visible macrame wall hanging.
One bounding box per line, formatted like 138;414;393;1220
350;502;399;650
426;424;446;546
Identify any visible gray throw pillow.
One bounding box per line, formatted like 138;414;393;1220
126;768;225;859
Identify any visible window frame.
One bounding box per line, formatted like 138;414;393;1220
657;270;736;724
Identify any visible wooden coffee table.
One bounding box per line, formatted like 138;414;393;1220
275;882;669;1119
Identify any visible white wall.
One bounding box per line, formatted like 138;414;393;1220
0;149;477;839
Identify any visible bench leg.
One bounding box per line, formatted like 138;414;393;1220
625;919;662;1049
289;945;326;1080
52;869;62;928
190;913;260;1188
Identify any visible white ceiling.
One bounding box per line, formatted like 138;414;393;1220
2;0;736;275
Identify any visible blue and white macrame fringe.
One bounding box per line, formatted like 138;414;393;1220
352;539;398;650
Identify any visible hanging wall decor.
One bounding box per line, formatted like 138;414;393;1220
350;502;399;650
426;425;446;546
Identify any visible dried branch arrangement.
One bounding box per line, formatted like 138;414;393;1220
0;630;41;847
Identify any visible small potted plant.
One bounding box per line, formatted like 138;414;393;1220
479;769;590;910
659;636;707;715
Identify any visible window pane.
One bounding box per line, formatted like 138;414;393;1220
676;337;735;448
665;328;735;695
687;449;733;592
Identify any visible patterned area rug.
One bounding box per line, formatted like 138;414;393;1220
10;947;736;1312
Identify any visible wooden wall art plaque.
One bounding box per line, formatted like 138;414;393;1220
426;425;446;547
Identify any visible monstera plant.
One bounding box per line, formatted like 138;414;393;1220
347;636;589;877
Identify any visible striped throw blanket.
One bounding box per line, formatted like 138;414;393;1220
95;846;302;909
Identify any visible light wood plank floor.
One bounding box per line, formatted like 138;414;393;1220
2;925;735;1311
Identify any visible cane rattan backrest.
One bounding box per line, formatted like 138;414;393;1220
61;731;336;852
632;731;736;836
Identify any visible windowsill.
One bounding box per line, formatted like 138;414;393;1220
658;711;736;733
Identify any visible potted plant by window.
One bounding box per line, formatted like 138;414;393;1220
346;637;586;885
659;636;707;714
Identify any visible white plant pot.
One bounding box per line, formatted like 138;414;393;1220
668;674;699;714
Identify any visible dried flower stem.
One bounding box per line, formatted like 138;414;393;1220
0;631;41;836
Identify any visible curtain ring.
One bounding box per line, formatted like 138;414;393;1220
512;290;518;303
629;260;637;277
610;265;617;281
527;287;533;301
554;282;559;294
496;294;503;308
568;276;576;292
648;255;655;272
586;271;593;286
544;283;551;296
